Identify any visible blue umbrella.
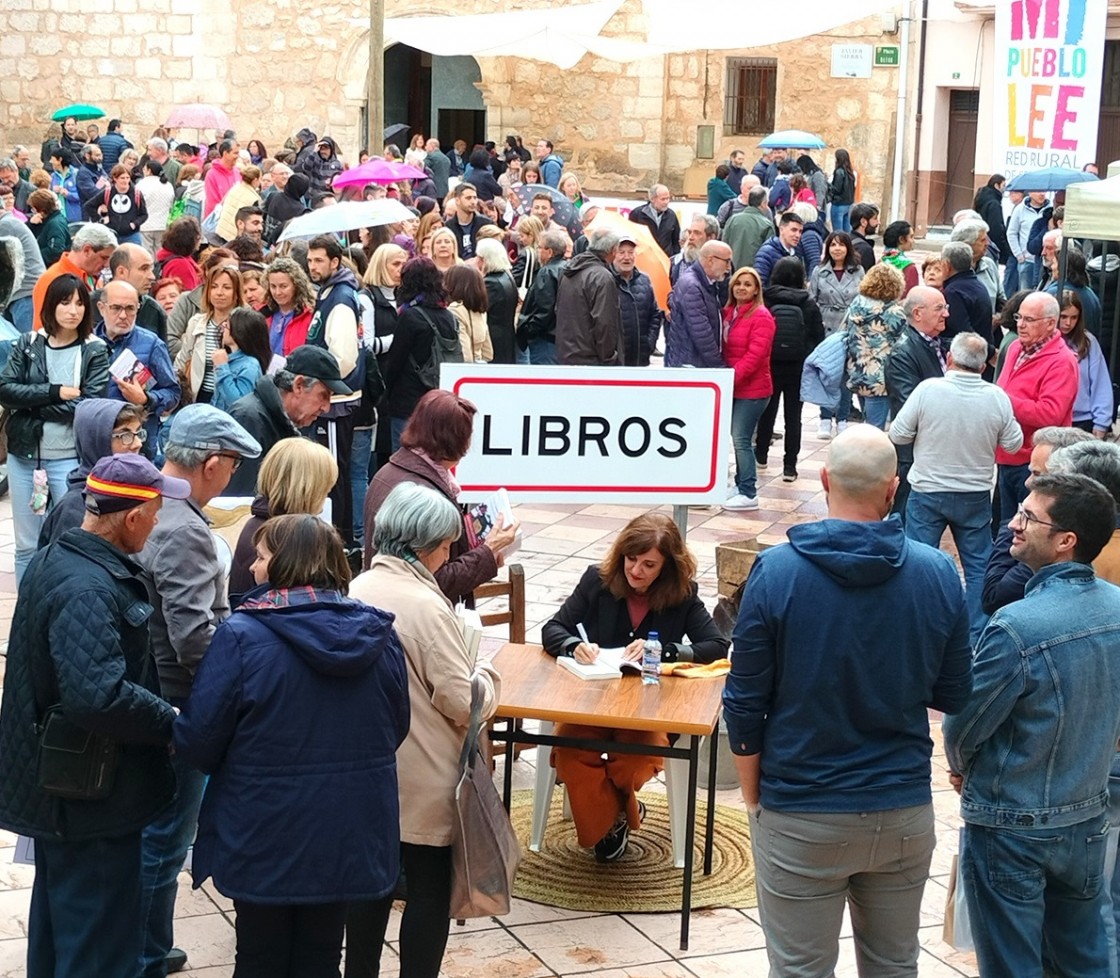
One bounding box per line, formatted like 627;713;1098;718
1007;167;1099;192
758;129;826;150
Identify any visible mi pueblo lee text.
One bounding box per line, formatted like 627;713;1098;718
1002;0;1101;168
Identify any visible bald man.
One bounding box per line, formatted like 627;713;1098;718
724;425;972;978
665;240;732;368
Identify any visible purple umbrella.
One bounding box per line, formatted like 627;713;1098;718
333;158;428;190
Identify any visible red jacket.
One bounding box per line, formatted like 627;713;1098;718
996;330;1079;466
271;307;313;356
722;303;776;399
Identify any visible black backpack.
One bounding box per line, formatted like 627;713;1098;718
770;303;807;362
412;307;464;388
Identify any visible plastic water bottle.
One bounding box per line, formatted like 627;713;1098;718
642;632;662;686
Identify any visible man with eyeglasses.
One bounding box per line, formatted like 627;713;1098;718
885;286;950;522
994;291;1079;531
945;471;1120;978
135;404;260;978
890;332;1023;643
92;244;168;341
665;240;732;369
96;280;180;459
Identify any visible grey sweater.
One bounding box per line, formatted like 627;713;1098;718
889;370;1023;494
136;495;229;700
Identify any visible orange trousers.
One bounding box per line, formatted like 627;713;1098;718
551;724;670;847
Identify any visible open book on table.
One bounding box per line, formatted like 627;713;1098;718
556;647;641;681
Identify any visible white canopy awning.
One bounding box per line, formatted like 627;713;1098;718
378;0;905;68
642;0;903;51
384;1;632;71
1064;174;1120;242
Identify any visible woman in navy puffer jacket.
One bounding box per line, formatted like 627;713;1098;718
174;514;409;978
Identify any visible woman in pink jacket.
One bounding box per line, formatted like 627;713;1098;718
722;266;776;511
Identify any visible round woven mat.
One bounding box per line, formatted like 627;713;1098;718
508;789;756;912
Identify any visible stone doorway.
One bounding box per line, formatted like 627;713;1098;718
381;44;485;149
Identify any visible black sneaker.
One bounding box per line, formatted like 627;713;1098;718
755;453;768;469
594;813;630;863
166;949;188;974
782;465;797;482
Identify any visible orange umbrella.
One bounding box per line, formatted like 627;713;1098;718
586;209;672;312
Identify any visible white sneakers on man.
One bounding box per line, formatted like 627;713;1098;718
723;493;759;511
817;420;833;440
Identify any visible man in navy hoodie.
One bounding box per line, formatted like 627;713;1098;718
724;425;972;977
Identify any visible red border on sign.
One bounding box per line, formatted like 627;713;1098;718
450;375;724;493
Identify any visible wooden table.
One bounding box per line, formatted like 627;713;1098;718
488;643;726;950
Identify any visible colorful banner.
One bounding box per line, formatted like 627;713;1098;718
995;0;1108;175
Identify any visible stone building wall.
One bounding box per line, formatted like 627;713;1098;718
1;0;900;207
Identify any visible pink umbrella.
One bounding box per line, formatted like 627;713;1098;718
332;158;427;190
164;103;232;131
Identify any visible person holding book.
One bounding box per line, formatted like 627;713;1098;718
361;388;518;606
95;279;180;458
541;513;728;862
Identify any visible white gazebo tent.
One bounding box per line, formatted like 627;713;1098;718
1062;170;1120;375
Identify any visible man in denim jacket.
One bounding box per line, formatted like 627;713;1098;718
945;472;1120;978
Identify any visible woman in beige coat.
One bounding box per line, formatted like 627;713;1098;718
346;482;500;978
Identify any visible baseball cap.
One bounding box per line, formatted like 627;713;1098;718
166;404;262;458
83;454;191;515
285;345;353;395
617;232;638;246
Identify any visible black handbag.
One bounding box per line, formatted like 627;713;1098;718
36;705;119;801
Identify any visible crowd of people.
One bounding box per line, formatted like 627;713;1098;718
1;113;1119;978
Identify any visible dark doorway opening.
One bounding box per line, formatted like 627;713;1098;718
942;89;979;223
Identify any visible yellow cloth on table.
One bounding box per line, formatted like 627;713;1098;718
660;658;731;678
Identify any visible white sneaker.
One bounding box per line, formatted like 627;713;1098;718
723;493;759;511
836;421;849;433
817;420;833;440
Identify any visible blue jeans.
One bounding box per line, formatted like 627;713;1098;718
526;338;557;365
821;385;853;423
997;463;1031;536
1018;257;1039;291
29;831;144;978
1104;753;1120;977
1003;255;1019;300
731;396;769;498
139;733;208;978
861;394;890;430
905;489;992;644
351;426;373;547
830;204;851;233
962;817;1111;978
7;294;33;333
9;454;77;584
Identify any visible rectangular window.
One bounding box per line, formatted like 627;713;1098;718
724;58;777;135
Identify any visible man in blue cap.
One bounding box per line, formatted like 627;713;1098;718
0;453;191;978
134;404;260;977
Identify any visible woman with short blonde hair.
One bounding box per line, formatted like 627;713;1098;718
228;439;339;597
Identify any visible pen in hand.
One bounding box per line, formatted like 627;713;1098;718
574;623;599;664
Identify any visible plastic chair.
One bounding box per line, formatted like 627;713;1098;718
529;721;691;868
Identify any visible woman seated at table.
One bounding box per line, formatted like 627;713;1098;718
542;512;728;863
